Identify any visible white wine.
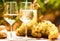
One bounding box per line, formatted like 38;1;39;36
4;14;18;26
20;10;37;24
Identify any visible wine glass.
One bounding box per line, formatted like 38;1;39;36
4;2;18;40
19;2;37;39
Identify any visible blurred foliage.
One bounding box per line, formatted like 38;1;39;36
38;0;60;10
0;0;60;23
0;0;60;13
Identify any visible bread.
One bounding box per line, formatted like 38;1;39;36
0;29;7;39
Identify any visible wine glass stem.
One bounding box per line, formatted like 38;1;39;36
10;25;12;39
25;24;27;38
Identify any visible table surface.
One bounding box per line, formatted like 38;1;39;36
0;31;60;41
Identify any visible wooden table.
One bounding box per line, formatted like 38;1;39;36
0;32;60;41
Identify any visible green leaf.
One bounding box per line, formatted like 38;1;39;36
37;0;44;9
55;2;59;7
52;0;60;9
2;0;5;2
40;0;45;2
49;0;56;4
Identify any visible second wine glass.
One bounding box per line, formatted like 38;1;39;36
19;2;37;40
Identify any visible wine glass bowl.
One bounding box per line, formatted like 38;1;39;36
20;10;34;24
4;14;18;26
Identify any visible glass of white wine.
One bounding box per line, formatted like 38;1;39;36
20;2;37;39
4;2;18;40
